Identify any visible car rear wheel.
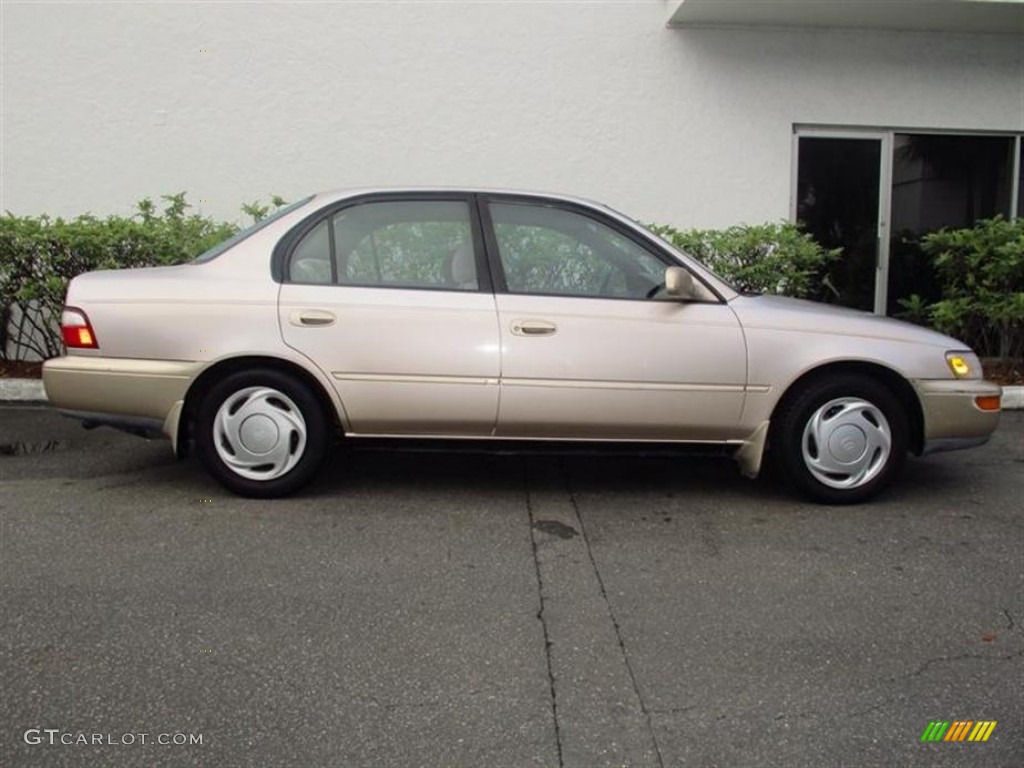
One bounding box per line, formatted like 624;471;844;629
771;374;908;504
196;368;329;497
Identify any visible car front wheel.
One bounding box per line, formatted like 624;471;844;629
195;368;330;497
771;374;909;504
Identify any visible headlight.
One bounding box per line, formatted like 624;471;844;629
945;350;981;379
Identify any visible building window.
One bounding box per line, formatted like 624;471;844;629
888;134;1015;315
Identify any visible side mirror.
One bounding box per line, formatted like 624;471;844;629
665;266;698;300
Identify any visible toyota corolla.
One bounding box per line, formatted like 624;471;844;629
42;189;1002;503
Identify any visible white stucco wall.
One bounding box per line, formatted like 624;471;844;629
2;0;1021;228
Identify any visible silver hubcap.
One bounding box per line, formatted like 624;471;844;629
801;397;892;490
213;386;307;481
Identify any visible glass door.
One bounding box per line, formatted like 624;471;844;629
793;131;892;314
887;133;1015;316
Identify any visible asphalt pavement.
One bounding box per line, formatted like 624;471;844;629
1;406;1022;767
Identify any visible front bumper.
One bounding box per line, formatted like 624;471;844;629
42;356;201;441
915;379;1002;455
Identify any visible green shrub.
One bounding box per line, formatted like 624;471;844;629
649;221;840;300
241;195;290;223
907;216;1024;359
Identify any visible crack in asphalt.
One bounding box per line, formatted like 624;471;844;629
649;706;695;716
898;648;1024;680
524;460;564;768
564;460;665;768
846;697;903;719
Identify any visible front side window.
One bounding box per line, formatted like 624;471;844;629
489;202;666;299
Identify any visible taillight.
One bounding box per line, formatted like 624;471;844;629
61;308;99;349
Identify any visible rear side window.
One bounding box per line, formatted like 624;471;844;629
287;200;478;291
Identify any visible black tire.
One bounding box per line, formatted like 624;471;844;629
195;368;330;498
770;373;909;505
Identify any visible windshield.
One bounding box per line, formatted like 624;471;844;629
192;196;315;264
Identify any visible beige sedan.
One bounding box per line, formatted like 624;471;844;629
43;189;1002;503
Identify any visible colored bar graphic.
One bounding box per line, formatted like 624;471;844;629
921;720;996;743
921;721;949;742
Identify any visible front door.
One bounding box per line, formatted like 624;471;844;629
483;198;747;441
279;196;500;435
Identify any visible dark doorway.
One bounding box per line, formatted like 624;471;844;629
796;137;882;312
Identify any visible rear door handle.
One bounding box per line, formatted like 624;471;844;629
511;320;557;337
290;310;336;327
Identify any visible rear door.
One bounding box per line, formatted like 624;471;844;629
278;195;501;435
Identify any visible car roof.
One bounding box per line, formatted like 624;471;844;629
310;186;606;209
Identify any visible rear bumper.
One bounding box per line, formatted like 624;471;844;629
42;356;200;440
915;379;1002;455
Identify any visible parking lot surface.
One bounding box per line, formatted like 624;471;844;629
1;406;1022;767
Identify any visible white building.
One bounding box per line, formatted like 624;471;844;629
2;0;1022;314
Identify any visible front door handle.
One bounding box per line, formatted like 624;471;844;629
290;310;336;327
511;320;557;337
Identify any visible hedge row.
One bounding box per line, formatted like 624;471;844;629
0;194;245;359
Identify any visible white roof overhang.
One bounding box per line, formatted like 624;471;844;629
666;0;1024;35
